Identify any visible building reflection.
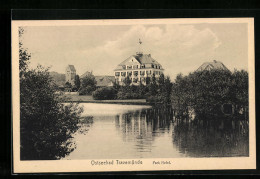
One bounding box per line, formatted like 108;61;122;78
115;108;173;153
172;118;249;157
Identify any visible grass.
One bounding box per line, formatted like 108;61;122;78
62;94;148;105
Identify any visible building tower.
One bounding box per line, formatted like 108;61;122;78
65;65;76;86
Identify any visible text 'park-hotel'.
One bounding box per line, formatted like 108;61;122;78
114;39;164;85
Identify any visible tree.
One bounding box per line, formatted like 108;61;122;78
92;87;117;100
171;69;248;119
64;82;72;88
123;75;132;87
79;72;97;95
19;27;30;77
148;73;158;96
112;80;120;92
19;28;83;160
74;75;81;90
81;72;96;88
164;76;172;104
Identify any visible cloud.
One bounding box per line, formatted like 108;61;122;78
76;24;221;79
23;24;222;79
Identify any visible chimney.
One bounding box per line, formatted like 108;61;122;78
213;60;217;63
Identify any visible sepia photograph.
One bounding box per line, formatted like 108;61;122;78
12;18;255;172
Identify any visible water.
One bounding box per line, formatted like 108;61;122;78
64;103;249;159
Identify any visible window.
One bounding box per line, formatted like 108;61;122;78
151;64;154;68
127;72;132;76
133;78;138;83
127;66;132;69
159;66;160;69
122;65;126;69
134;71;138;76
115;72;120;76
121;72;126;77
140;71;145;76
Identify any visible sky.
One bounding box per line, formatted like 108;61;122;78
21;23;248;80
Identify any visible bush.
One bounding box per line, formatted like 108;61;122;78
92;87;117;100
79;86;96;95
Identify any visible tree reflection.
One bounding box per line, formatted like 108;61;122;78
172;117;249;157
115;107;248;157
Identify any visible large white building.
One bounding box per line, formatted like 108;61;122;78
114;53;164;85
114;39;164;85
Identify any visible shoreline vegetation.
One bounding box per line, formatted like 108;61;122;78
62;68;248;120
62;93;148;105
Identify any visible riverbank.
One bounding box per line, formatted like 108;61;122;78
62;94;148;105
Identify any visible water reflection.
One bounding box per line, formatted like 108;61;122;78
172;118;249;157
114;109;173;153
114;108;248;158
66;104;249;159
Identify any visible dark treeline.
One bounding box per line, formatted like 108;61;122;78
93;69;248;121
171;69;248;120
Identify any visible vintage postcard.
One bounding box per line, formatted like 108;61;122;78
12;18;256;173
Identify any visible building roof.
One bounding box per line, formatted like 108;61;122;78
67;65;76;72
80;71;93;78
95;76;115;87
118;54;161;66
196;60;229;72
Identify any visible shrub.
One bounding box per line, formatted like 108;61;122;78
78;86;96;95
92;87;117;100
